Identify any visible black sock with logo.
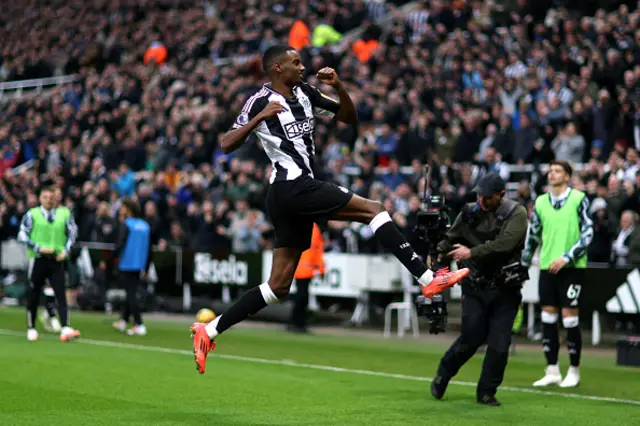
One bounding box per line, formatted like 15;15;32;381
567;326;582;367
370;213;428;279
542;323;560;365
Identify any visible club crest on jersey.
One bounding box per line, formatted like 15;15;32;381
284;117;315;139
300;96;312;111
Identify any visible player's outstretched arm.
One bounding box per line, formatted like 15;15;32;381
220;101;283;154
316;68;357;124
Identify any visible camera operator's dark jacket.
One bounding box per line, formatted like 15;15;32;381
437;199;528;289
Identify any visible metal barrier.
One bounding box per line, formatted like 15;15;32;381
0;75;79;99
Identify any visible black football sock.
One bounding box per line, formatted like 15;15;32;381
208;283;279;338
369;212;430;282
542;322;560;365
566;324;582;367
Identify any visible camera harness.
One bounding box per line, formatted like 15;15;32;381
458;199;523;287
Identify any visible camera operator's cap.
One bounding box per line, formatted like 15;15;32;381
473;172;506;196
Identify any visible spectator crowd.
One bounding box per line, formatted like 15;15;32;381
1;0;640;266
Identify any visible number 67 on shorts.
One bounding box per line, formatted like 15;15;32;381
539;269;583;308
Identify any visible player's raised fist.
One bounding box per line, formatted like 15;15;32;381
259;101;284;119
316;67;340;87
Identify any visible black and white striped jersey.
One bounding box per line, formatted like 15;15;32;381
232;83;340;183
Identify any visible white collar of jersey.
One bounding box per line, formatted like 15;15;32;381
264;83;299;101
549;187;571;204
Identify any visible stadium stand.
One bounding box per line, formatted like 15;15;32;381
0;0;639;264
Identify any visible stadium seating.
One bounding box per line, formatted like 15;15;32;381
0;0;639;261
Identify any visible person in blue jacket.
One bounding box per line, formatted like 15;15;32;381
110;198;152;336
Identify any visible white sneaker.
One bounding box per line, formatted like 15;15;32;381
50;317;62;333
113;319;127;332
127;325;147;336
60;326;81;342
27;328;39;341
559;366;580;388
532;364;563;387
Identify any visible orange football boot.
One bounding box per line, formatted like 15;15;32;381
420;267;470;298
60;328;81;342
190;322;216;375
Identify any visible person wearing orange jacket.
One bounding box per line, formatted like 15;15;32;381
289;223;325;333
288;19;310;51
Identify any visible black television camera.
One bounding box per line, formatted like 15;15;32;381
415;293;448;334
412;167;454;334
413;194;451;258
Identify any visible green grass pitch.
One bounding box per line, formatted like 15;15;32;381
1;307;639;425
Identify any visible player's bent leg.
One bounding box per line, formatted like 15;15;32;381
328;193;383;223
192;247;303;374
330;195;469;296
560;308;581;388
533;306;562;386
211;246;302;336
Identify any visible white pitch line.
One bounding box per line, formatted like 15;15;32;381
1;329;639;406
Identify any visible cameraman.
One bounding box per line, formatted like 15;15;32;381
431;173;528;406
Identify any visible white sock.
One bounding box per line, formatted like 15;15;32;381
61;326;74;335
369;211;392;232
205;315;222;339
417;269;434;287
259;282;279;305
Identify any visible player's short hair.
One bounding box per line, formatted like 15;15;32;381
549;160;573;177
121;198;141;218
40;186;55;195
262;44;296;74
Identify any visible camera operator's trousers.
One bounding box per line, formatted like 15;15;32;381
436;287;522;398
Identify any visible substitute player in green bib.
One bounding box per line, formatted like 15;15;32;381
522;160;593;388
38;186;69;333
18;186;81;342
